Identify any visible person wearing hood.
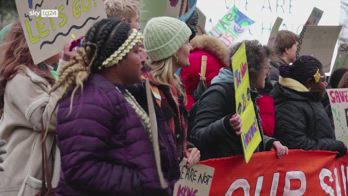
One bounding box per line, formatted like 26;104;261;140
190;40;288;160
271;55;347;157
180;35;229;110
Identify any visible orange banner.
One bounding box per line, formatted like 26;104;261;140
201;150;348;195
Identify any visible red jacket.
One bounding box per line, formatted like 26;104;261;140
180;35;228;110
256;95;275;137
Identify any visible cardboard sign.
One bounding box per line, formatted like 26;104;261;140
297;7;324;57
201;150;348;195
267;17;283;48
173;159;215;196
327;88;348;146
209;6;254;46
299;25;342;73
15;0;106;64
304;7;324;26
231;43;262;163
196;8;206;35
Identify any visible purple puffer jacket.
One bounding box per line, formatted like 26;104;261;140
55;74;176;196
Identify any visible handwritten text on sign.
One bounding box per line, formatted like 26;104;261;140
327;88;348;147
173;160;214;196
15;0;107;64
231;42;262;163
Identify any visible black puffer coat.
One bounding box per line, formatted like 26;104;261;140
190;68;275;160
271;83;347;156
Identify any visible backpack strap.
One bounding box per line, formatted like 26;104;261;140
199;55;208;82
150;84;161;107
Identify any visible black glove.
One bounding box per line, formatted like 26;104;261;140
335;141;347;158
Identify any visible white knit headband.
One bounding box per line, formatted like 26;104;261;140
99;29;143;70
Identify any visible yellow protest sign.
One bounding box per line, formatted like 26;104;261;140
231;42;262;163
15;0;107;64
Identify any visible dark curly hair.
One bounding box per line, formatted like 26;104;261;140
229;40;271;87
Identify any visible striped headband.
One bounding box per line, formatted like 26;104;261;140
99;29;143;70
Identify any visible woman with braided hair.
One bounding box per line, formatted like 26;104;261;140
0;21;60;195
52;18;178;195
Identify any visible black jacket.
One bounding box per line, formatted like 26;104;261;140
271;83;347;156
190;80;275;160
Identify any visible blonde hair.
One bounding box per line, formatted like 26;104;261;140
50;46;93;112
104;0;139;22
150;57;186;99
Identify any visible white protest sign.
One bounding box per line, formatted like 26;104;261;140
15;0;107;64
327;88;348;146
173;160;215;196
267;17;283;48
299;26;342;73
209;6;255;46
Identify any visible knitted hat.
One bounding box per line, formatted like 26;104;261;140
143;16;191;62
279;55;323;84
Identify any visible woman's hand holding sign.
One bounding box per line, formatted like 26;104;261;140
229;114;242;135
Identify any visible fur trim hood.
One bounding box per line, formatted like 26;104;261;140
190;35;229;66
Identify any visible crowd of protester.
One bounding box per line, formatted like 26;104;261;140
0;0;347;195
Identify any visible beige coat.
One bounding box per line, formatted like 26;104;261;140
0;65;60;196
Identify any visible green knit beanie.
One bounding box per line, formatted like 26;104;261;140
143;16;192;62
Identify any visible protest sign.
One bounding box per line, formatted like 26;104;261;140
297;7;324;57
196;8;206;34
140;0;197;30
231;42;261;163
15;0;106;64
209;6;254;46
202;150;348;195
299;25;342;73
267;17;283;48
173;159;215;196
327;88;348;146
304;7;324;26
333;43;348;71
198;0;340;44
